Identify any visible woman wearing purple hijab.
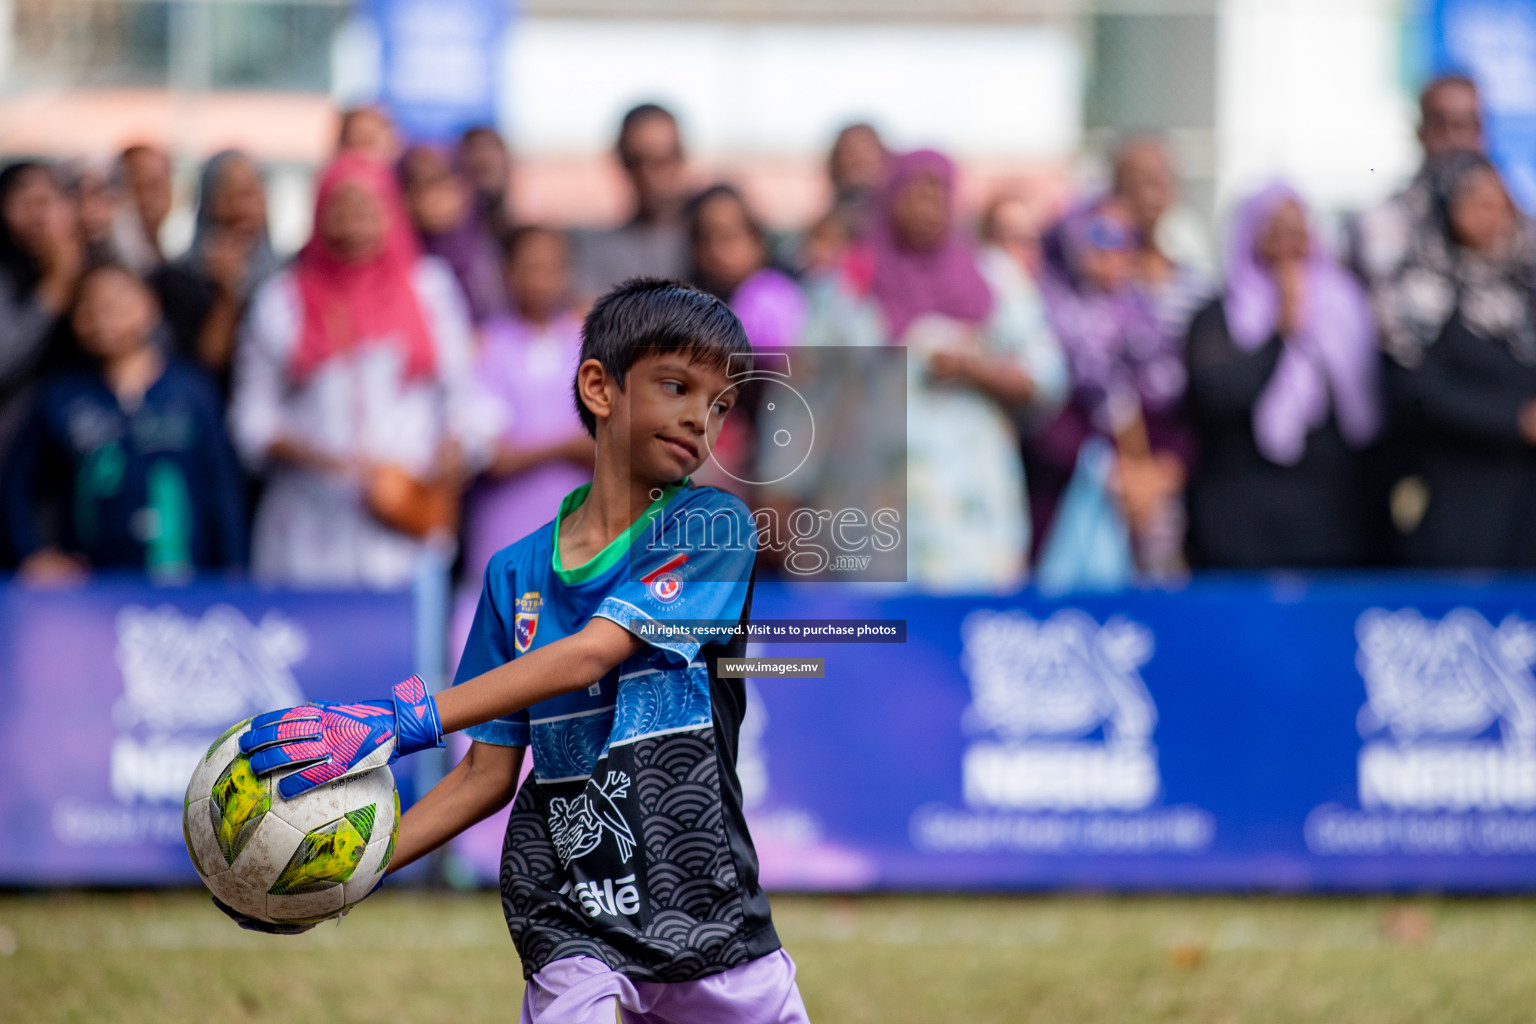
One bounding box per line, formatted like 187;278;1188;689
1185;183;1382;567
398;144;508;324
800;149;1067;589
1032;194;1194;578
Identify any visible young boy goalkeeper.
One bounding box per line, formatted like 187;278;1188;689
238;278;810;1023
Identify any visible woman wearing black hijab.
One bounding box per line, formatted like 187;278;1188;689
0;161;81;458
1380;150;1536;567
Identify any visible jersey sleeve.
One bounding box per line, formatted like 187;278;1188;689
454;554;530;747
591;490;757;665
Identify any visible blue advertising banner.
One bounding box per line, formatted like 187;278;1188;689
8;576;1536;890
363;0;508;142
1431;0;1536;209
0;582;416;885
740;577;1536;891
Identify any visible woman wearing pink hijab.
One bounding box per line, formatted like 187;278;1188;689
800;149;1067;590
230;152;496;587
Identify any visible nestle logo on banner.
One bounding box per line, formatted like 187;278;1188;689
960;609;1160;811
109;605;306;804
1355;608;1536;811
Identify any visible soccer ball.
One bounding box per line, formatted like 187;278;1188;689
182;716;399;928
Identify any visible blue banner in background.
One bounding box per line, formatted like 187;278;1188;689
1431;0;1536;209
363;0;508;142
0;582;416;885
7;576;1536;890
741;577;1536;891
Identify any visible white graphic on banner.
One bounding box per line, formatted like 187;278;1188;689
1355;608;1536;811
1308;608;1536;857
58;604;311;847
114;604;306;733
909;609;1213;856
108;605;305;808
960;609;1159;810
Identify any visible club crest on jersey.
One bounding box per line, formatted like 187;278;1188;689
641;554;689;604
649;573;683;603
514;592;543;653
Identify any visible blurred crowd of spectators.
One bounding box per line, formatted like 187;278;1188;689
0;74;1530;593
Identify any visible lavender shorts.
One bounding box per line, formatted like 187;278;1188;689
518;949;811;1024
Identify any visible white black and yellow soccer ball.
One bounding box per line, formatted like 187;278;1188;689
183;716;399;928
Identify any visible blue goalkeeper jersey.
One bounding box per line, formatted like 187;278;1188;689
452;479;779;982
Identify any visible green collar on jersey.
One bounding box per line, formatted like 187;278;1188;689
552;479;688;585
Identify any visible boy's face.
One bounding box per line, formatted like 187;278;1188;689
606;352;739;484
73;268;157;360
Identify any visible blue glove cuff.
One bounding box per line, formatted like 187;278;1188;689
391;675;444;757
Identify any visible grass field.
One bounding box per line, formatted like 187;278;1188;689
4;890;1536;1023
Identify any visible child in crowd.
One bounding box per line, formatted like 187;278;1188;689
234;279;809;1023
687;184;806;350
2;262;246;581
446;226;595;881
462;226;593;584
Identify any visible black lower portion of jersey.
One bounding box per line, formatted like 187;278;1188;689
498;718;780;982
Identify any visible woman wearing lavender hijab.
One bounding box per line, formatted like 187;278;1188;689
688;183;806;349
1185;184;1382;568
460;224;593;584
1031;196;1194;579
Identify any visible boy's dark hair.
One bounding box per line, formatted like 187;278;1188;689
573;277;750;438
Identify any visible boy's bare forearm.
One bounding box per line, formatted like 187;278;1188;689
390;620;640;871
434;617;642;735
388;741;524;873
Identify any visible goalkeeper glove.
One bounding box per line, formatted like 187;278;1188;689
239;676;443;799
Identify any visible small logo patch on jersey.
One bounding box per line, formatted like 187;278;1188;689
649;573;683;603
514;592;543;653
